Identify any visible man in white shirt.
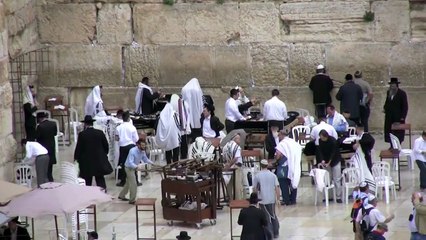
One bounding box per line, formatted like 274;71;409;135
21;138;50;187
413;131;426;190
263;89;287;130
310;118;338;145
225;88;246;133
326;104;348;135
115;111;139;187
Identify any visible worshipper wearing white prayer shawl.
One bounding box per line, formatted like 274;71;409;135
23;84;38;141
155;103;181;164
275;130;302;205
182;78;204;138
170;94;191;159
222;134;244;200
84;85;106;117
135;77;161;115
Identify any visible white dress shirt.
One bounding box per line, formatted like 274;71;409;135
326;111;348;132
115;121;139;147
310;121;338;145
202;116;216;138
413;137;426;162
225;97;245;122
263;96;287;121
23;141;48;165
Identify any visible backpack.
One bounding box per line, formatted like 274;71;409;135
359;207;374;233
350;196;368;221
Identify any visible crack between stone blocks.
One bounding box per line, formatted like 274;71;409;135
130;2;135;43
121;46;126;87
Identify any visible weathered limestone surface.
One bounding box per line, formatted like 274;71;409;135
410;2;426;42
213;46;251;87
44;45;122;87
8;21;38;58
390;43;426;87
251;44;288;87
97;4;132;44
288;43;324;86
239;3;280;43
124;45;160;87
326;43;392;86
0;82;12;109
372;1;410;42
0;135;17;181
38;4;96;43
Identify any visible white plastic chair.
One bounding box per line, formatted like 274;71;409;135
348;127;356;137
312;168;336;206
291;125;311;148
14;165;33;188
68;108;82;144
372;161;397;204
389;133;413;170
60;162;79;184
49;119;65;160
147;136;163;162
35;110;52;119
342;168;361;204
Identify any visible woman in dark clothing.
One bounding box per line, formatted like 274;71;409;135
238;192;267;240
22;85;38;141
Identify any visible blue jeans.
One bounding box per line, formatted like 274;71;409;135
411;232;426;240
278;177;297;204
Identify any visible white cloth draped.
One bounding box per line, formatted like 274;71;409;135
155;103;181;151
135;82;153;114
351;148;376;195
276;137;302;189
23;86;35;105
170;94;191;135
181;78;204;129
84;85;104;117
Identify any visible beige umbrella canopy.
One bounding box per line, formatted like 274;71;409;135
0;180;31;205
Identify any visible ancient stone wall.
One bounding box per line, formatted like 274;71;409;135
35;0;426;131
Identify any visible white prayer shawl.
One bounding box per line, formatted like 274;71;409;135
135;82;153;114
181;78;204;129
276;137;302;189
190;137;215;160
309;168;327;192
222;140;241;185
155;103;181;151
170;94;191;135
23;85;35;106
85;85;104;117
351;148;376;195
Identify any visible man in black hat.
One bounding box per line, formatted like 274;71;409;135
238;192;267;240
336;74;363;125
383;77;408;145
176;231;191;240
3;217;31;240
35;112;57;182
74;115;111;191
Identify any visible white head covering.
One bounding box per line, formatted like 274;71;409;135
23;85;35;106
275;137;302;189
155;103;181;151
181;78;204;129
84;85;104;117
135;82;153;114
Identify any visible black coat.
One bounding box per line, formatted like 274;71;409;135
141;88;160;115
238;206;267;240
264;133;277;160
23;103;37;141
36;119;57;164
316;136;342;167
359;133;375;170
336;81;363;119
74;127;110;177
200;115;224;138
309;74;334;104
383;88;408;143
2;226;31;240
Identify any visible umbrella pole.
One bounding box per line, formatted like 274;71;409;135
31;218;35;240
54;215;59;240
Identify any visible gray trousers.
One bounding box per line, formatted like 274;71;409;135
35;154;50;187
325;162;342;199
119;167;137;202
259;203;280;239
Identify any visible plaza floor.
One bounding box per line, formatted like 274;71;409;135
31;134;417;240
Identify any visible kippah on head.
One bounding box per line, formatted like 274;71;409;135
345;74;353;81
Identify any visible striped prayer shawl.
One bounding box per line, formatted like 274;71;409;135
351;148;376;195
190;137;215;159
223;140;239;163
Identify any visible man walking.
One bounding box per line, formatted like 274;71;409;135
35;112;57;182
309;64;334;118
263;89;287;130
336;74;363;125
253;159;281;239
74;115;111;191
354;71;374;132
21;139;50;187
413;131;426;190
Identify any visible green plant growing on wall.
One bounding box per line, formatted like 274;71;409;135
163;0;174;6
216;0;225;4
363;11;375;22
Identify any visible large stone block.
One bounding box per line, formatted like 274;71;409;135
280;1;372;42
124;45;160;87
4;0;31;14
213;46;251;87
0;108;13;138
38;4;96;43
8;21;38;58
158;45;214;86
7;0;36;36
251;44;288;87
0;31;7;58
372;1;410;42
97;4;132;44
326;43;392;87
0;134;17;181
288;43;325;86
390;43;426;87
410;2;426;42
0;58;8;85
0;82;12;109
239;3;281;43
44;45;122;87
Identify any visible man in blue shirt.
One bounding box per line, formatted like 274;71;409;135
118;138;153;204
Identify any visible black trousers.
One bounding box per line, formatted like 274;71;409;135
47;163;54;182
118;144;135;183
225;119;235;133
359;105;370;132
417;160;426;189
166;147;179;165
314;103;327;118
25;125;36;141
267;120;284;134
180;134;188;159
83;175;107;191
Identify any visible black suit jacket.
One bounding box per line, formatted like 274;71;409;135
238;206;267;240
36;119;57;164
316;136;342;167
74;127;110;177
336;81;363;119
383;88;408;142
309;74;334;104
200;115;224;137
141;88;160;115
2;226;31;240
359;132;375;169
264;133;277;160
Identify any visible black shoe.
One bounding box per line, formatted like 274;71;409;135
323;198;334;202
118;197;129;201
129;201;135;205
116;182;125;187
336;199;343;203
137;182;142;186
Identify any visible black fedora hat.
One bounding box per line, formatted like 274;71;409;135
388;77;401;84
176;231;191;240
81;115;96;123
36;112;48;118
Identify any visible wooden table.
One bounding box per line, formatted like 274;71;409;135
379;149;401;191
391;123;412;148
229;200;249;240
